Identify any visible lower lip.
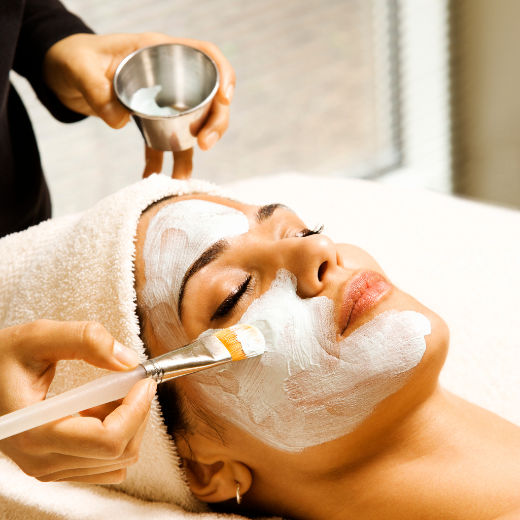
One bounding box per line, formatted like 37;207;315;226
344;281;392;333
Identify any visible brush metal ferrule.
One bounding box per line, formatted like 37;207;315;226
140;334;232;384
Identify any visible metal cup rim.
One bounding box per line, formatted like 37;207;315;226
113;43;220;120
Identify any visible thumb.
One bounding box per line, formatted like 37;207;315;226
17;320;140;373
73;61;130;129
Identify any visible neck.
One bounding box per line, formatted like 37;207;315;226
257;387;520;520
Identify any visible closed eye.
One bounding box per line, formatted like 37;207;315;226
210;226;322;322
211;275;252;322
296;225;324;237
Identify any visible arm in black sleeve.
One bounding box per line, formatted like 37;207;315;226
12;0;94;123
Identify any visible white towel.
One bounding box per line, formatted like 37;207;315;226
0;174;232;511
0;456;254;520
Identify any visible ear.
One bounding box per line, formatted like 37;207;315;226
178;433;252;504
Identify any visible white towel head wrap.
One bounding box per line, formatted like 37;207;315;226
0;174;232;510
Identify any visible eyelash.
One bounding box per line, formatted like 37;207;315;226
211;275;253;322
295;225;324;238
210;225;324;322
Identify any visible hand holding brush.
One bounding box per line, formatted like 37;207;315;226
0;322;264;483
0;320;153;484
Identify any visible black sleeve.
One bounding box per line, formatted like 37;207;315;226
12;0;95;123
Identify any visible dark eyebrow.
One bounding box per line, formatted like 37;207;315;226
177;239;229;320
255;203;293;223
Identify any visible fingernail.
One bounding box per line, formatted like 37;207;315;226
225;84;234;103
113;341;140;368
205;131;219;150
148;380;157;400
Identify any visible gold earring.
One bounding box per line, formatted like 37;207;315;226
236;483;242;504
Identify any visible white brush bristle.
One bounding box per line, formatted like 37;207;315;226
228;324;265;358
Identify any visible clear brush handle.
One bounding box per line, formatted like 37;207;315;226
0;365;147;441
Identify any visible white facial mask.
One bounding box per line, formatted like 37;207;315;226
142;200;249;350
189;270;431;452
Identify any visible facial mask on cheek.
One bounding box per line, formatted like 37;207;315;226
189;270;431;452
142;200;249;350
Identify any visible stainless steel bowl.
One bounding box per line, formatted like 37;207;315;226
113;44;219;152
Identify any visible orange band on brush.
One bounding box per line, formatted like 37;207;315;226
215;327;250;361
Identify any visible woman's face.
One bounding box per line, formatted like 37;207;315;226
135;194;448;452
136;193;445;344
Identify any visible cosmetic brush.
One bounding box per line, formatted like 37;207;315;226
0;324;264;441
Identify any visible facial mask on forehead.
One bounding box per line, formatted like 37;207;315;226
142;200;249;350
189;270;431;452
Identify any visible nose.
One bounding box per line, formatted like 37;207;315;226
271;234;339;298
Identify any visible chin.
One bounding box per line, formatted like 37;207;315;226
402;301;450;398
370;288;450;387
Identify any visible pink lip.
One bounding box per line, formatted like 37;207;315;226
338;270;392;335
